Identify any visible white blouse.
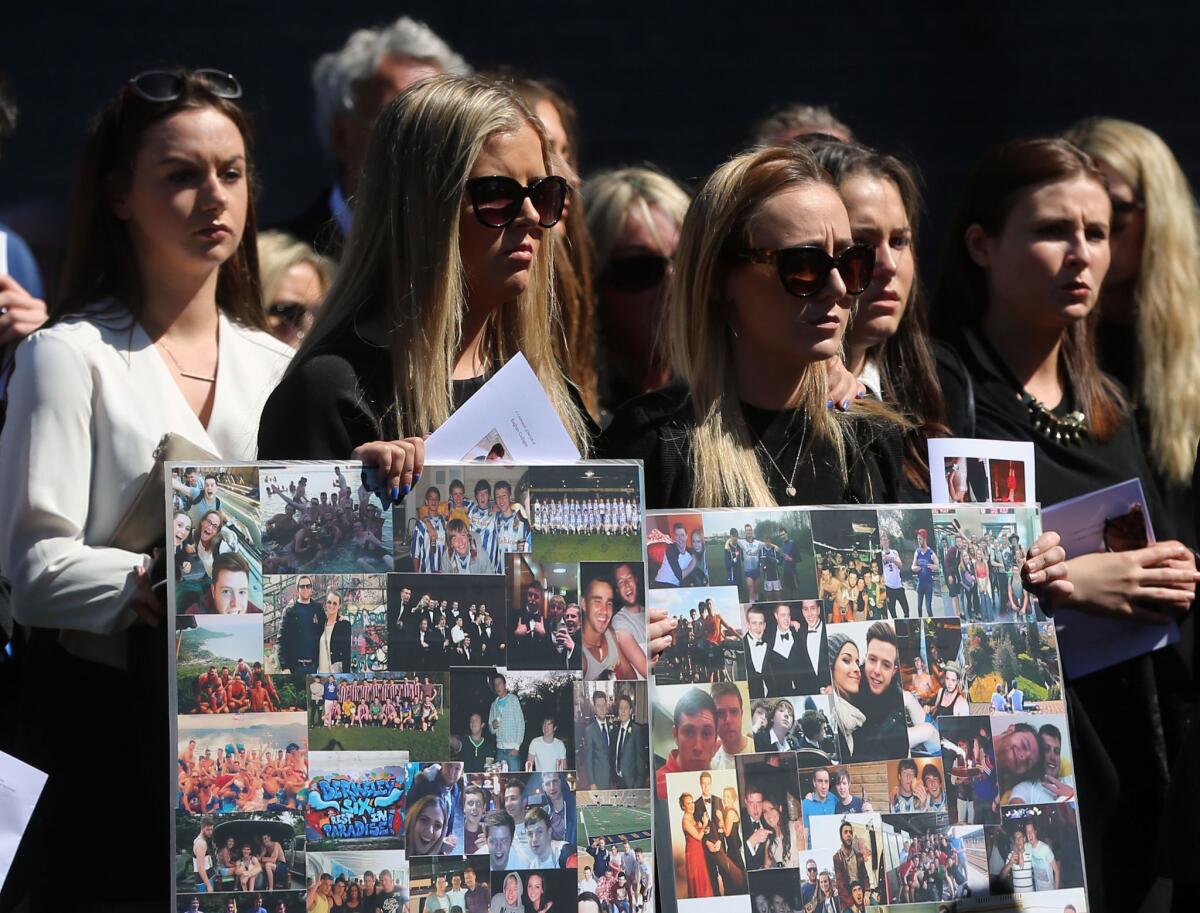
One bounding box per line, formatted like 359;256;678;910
0;303;292;664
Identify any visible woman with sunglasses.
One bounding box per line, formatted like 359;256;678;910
257;230;334;347
257;76;593;483
0;68;291;910
583;166;691;420
600;143;904;509
1065;118;1200;548
932;136;1198;913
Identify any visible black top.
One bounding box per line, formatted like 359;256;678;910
257;324;489;461
950;328;1175;528
597;383;904;509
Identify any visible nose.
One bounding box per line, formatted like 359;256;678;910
199;171;229;215
820;260;849;307
1065;230;1093;267
873;242;898;280
512;195;543;229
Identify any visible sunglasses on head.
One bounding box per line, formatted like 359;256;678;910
600;253;671;293
126;69;242;102
466;175;568;229
731;243;875;298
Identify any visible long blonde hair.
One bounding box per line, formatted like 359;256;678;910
583;166;692;270
667;144;889;508
1066;117;1200;484
293;75;590;453
256;230;334;309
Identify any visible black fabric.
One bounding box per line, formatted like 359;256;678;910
945;326;1196;911
933;338;975;439
276;185;345;260
257;324;489;460
597;383;904;509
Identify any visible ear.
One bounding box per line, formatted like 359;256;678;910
108;174;132;221
964;223;993;269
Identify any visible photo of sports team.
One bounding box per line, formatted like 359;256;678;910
168;461;651;913
644;504;1086;912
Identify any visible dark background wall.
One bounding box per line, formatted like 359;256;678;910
2;1;1198;285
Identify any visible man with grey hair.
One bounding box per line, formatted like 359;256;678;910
283;16;469;257
746;102;855;147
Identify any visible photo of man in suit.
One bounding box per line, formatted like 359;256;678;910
612;693;648;789
278;575;322;675
740;787;769;871
794;599;829;694
583;691;616;789
695;772;725;891
765;603;800;694
743;604;771;698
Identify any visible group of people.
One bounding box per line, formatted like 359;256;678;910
310;675;440;731
189;819;289;897
275;580;357;675
581;839;652;913
532;495;640;537
2;9;1199;910
263;470;393;574
463;771;578;869
723;526;801;601
409;480;530;575
192;660;281;714
891;830;972;903
304;866;408;913
390;586;504;668
178;741;308;816
664;600;740;684
580;689;650;789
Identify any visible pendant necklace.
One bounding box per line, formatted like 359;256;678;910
159;340;217;383
754;412;808;498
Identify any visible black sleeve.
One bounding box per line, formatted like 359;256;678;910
597;386;693;509
257;353;382;460
932;338;975;438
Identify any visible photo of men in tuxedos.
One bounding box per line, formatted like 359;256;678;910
612;693;649;789
583;690;616;789
743;604;772;699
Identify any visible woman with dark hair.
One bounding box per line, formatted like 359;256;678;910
931;136;1198;912
0;68;292;910
801;137;970;497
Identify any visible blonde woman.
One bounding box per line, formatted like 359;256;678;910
584;166;692;416
1066;117;1200;546
259;76;593;494
256;230;334;347
599;143;905;508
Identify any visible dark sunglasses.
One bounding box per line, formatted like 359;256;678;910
1109;197;1144;219
465;175;568;229
126;69;242;102
600;253;671;293
267;302;314;327
731;243;875;298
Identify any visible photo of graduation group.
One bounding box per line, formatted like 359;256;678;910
647;505;1088;913
168;461;653;913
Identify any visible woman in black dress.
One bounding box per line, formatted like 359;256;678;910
258;76;593;481
931;136;1198;911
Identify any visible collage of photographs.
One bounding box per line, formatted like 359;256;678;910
168;461;653;913
646;505;1088;913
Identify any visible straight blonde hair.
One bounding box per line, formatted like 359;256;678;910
293;76;590;453
667;144;891;508
1067;117;1200;484
257;230;335;311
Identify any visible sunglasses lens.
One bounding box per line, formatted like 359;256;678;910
603;254;669;293
839;245;876;295
194;69;243;99
132;71;184;101
471;178;521;228
778;248;829;297
531;178;566;227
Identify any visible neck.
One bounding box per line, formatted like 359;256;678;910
454;299;498;381
845;338;872;379
731;338;814;410
138;264;222;341
980;307;1064;406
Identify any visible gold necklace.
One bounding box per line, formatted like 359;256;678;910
159;339;217;383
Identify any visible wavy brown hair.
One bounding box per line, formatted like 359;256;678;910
54;68;266;330
802;136;949;492
931;136;1126;441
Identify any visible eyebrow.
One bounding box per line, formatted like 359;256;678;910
156;153;246;167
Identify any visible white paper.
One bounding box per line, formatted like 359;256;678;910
1045;478;1180;678
0;231;8;276
0;749;48;890
927;437;1037;504
424;353;580;462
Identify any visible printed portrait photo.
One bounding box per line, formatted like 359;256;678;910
810;509;883;620
176;810;304;898
937;715;1000;826
664;768;748;901
263;573;388;676
386;572;507;670
575;680;650;791
880;814;987;901
933;507;1045;624
528;463;643;563
650;585;744;686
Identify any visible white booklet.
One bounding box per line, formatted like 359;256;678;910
1045;478;1180;678
0;749;47;890
927;437;1037;504
424;352;581;462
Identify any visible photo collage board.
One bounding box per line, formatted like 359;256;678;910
645;504;1089;913
166;460;653;913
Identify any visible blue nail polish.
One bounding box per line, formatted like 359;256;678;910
856;390;866;399
390;486;400;501
412;473;421;485
401;484;410;497
826;399;834;409
841;398;850;410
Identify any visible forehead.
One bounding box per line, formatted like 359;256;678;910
748;183;850;249
1008;175;1110;224
866;639;896;660
469;122;546;182
139;107;245;163
839;173;908;225
615;202;681;255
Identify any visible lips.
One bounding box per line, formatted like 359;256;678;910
197;223;232;241
506;242;535;262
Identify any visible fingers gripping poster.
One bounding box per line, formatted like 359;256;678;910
167;461;653;913
645;504;1089;913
